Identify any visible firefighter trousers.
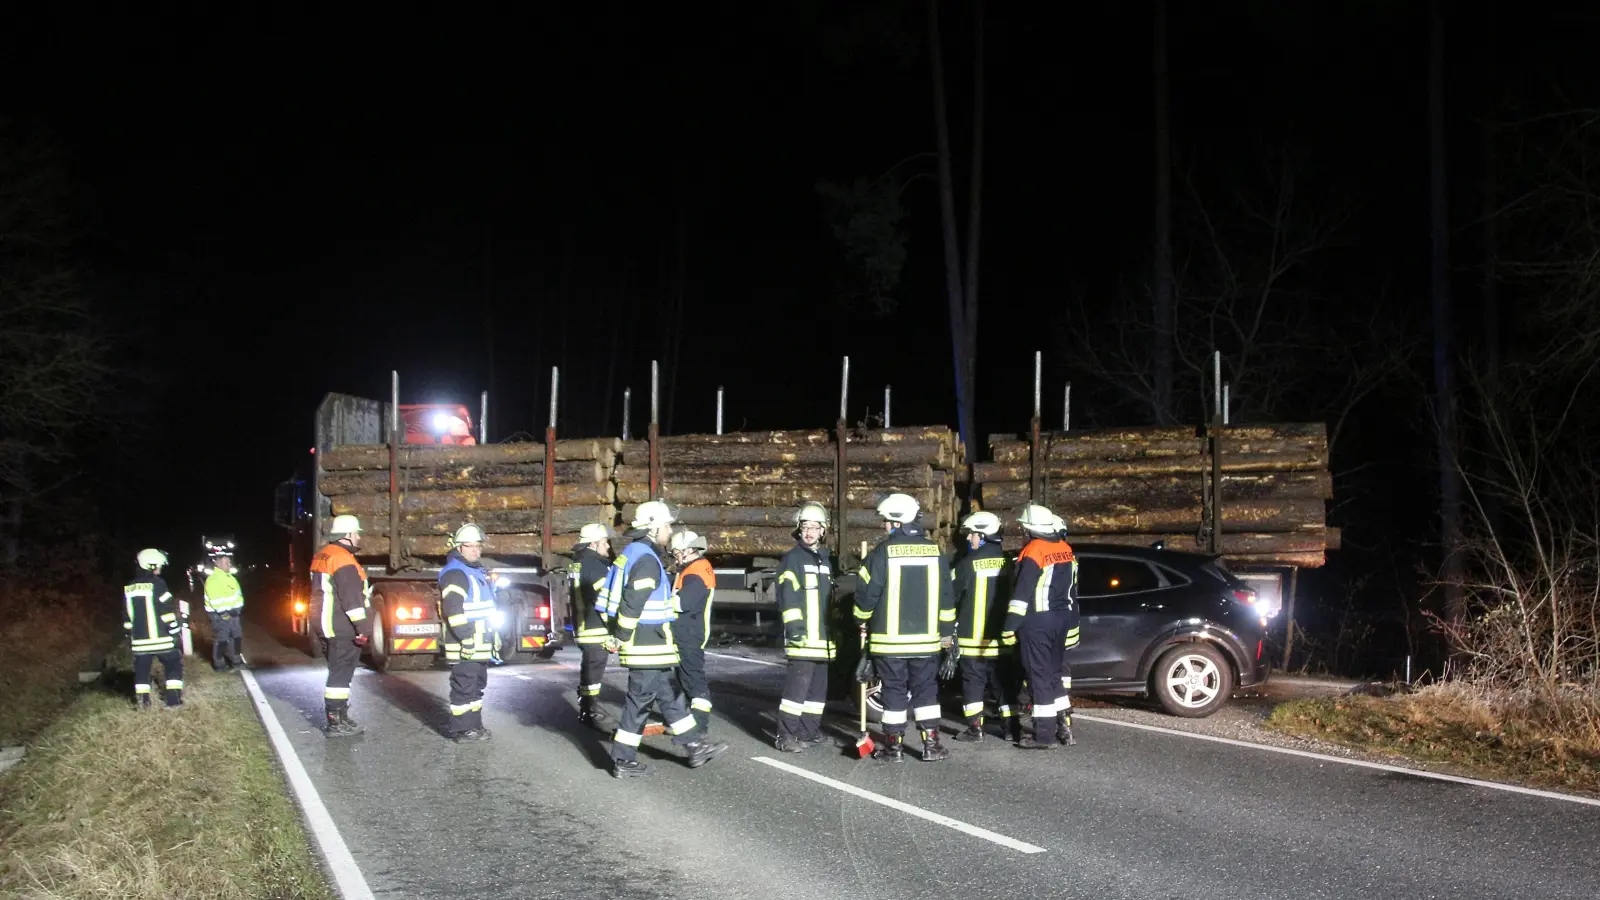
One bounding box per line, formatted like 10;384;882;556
322;636;362;715
448;660;488;734
957;655;1016;725
612;667;699;763
577;643;609;709
777;658;828;741
210;613;243;669
1018;614;1068;721
874;655;940;736
676;644;711;732
133;650;184;707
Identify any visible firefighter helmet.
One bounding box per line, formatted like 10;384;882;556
876;493;920;524
960;511;1002;536
578;522;613;545
1018;504;1064;535
669;530;708;552
794;503;829;528
136;548;168;570
329;514;363;536
452;523;485;546
631;500;675;530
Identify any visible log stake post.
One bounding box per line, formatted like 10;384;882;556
389;370;402;572
1209;351;1223;555
1030;351;1043;504
649;361;662;499
543;367;558;567
836;356;850;567
622;387;632;442
1282;566;1300;670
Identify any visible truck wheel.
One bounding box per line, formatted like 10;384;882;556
367;608;391;673
537;645;559;660
308;631;325;659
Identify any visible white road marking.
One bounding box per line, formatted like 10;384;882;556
705;650;785;668
240;670;376;900
516;674;533;681
1074;712;1600;808
752;756;1046;854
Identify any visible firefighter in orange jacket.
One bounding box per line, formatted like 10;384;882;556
310;514;372;737
670;530;716;736
1000;504;1079;749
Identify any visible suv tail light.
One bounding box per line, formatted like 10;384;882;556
1231;588;1258;607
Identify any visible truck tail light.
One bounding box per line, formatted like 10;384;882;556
294;601;306;614
395;606;424;620
536;605;550;620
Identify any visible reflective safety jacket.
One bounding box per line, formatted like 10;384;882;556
603;537;678;668
570;547;612;646
310;541;371;639
777;542;835;660
672;557;715;651
124;572;180;656
853;522;955;657
204;569;244;614
1002;536;1080;647
438;551;498;662
951;539;1011;658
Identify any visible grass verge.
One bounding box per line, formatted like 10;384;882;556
0;598;100;746
0;663;334;900
1266;681;1600;795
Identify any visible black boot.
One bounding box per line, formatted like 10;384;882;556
684;739;729;768
953;716;984;742
1056;712;1076;746
613;758;651;778
874;733;904;761
775;735;807;753
326;708;362;737
920;729;950;761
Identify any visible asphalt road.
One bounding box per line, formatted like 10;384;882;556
245;635;1600;900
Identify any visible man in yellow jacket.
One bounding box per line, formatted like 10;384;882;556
204;551;247;671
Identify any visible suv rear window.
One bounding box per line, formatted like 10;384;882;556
1077;556;1162;596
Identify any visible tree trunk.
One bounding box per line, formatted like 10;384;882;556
1152;0;1175;425
616;481;937;510
368;506;612;536
359;533;581;559
978;471;1333;510
975;450;1325;480
1001;530;1332;556
989;435;1325;463
318;461;605;495
1050;497;1327;534
613;462;934;487
1430;0;1465;624
619;441;946;468
622;504;890;529
321;438;618;471
330;483;614;516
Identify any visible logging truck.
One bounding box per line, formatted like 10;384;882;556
275;391;573;670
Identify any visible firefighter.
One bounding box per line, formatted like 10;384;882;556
669;529;716;735
438;523;499;743
124;548;184;709
1000;504;1079;749
774;503;835;752
950;511;1016;742
853;493;956;762
204;550;246;671
570;522;615;729
310;514;372;737
600;501;727;778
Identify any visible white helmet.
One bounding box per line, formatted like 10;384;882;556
631;500;675;530
1018;504;1065;535
794;503;829;528
960;511;1002;536
136;548;168;570
452;523;486;546
669;530;708;552
330;514;363;537
876;493;920;524
578;522;612;545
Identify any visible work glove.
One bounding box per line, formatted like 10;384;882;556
353;634;370;648
939;634;955;650
938;643;960;681
604;636;621;654
854;653;875;684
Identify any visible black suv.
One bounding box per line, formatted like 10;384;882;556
839;543;1271;719
1068;543;1271;717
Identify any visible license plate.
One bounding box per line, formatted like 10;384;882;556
393;623;439;635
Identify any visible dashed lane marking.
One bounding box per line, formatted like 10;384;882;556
752;756;1046;854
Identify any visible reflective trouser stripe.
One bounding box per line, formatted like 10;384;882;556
1062;676;1074;690
135;684;151;695
691;697;713;712
1034;699;1058;717
779;699;805;716
801;701;824;716
581;683;603;697
165;680;184;690
667;715;697;735
962;701;984;717
882;709;907;725
614;729;643;747
998;705;1014;717
912;704;941;722
451;703;473;716
325;687;351;700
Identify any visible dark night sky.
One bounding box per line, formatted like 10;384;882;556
2;1;1590;566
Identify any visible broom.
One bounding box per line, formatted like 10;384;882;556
853;625;875;758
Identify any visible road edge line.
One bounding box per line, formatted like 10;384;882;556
240;669;378;900
705;650;785;668
752;756;1046;853
1074;712;1600;808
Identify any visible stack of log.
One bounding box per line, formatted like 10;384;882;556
977;424;1336;567
615;427;962;560
318;440;621;560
